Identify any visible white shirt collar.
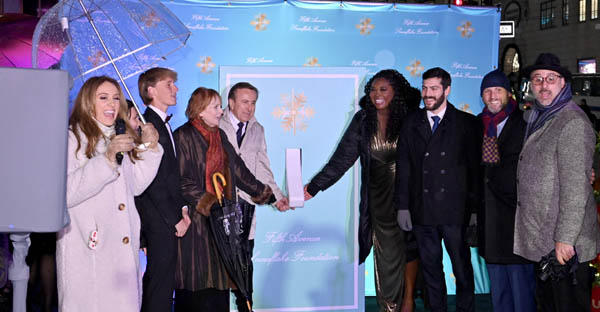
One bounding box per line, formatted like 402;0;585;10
148;105;168;122
426;105;447;121
426;104;447;128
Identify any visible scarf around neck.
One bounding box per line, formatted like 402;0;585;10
90;117;115;155
525;83;573;140
480;97;517;166
191;118;225;195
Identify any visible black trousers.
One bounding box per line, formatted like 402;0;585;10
233;239;255;312
141;231;177;312
174;288;230;312
537;260;594;312
413;224;475;312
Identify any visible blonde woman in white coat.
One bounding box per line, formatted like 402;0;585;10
57;76;163;312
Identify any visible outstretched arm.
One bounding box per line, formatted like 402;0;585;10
305;112;363;198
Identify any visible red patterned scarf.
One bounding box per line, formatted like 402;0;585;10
191;118;225;195
481;98;516;165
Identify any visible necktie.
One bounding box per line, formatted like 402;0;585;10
165;114;173;123
236;121;244;147
431;116;440;133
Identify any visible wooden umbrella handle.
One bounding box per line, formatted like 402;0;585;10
212;172;226;205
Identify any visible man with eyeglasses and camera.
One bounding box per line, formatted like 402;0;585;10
514;53;599;312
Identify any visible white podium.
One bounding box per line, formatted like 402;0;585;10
285;148;303;208
0;67;70;312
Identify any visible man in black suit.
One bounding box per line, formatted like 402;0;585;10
477;69;536;312
135;67;191;312
395;67;481;312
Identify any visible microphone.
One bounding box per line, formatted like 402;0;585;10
115;118;126;165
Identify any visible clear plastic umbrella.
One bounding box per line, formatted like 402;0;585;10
32;0;190;123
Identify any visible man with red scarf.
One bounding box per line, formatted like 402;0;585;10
477;68;536;312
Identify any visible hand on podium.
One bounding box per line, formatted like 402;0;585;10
303;185;313;201
275;197;291;212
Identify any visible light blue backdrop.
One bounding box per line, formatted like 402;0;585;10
151;0;501;131
220;66;366;311
119;0;501;310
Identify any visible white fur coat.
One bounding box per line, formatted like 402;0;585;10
57;123;163;312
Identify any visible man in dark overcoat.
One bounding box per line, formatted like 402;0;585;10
477;69;536;312
395;67;481;312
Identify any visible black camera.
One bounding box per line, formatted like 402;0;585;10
538;249;579;284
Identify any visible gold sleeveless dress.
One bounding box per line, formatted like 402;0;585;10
369;132;409;312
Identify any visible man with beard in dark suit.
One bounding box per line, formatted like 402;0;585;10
395;67;481;312
135;67;191;312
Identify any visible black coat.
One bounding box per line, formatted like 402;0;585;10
307;110;374;264
477;109;531;264
395;103;482;226
173;121;272;291
135;108;187;233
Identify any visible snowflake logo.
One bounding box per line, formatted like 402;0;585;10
356;18;374;35
457;21;475;38
196;56;215;73
251;13;270;31
303;57;321;67
459;103;473;114
272;89;315;135
140;11;161;28
406;59;425;77
88;50;106;67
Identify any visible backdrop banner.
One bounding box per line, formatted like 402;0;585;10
220;65;366;311
158;0;500;131
132;0;499;309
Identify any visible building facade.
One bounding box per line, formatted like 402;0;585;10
498;0;599;76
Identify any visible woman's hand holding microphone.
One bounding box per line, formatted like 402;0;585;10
105;123;159;164
105;134;135;164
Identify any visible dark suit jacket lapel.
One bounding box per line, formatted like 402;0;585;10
496;113;516;147
437;103;454;135
144;108;176;159
419;103;455;143
416;110;431;142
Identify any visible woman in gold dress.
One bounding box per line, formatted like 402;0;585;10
304;70;421;311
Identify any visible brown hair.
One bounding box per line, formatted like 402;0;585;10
138;67;178;105
185;87;221;120
69;76;141;160
423;67;451;90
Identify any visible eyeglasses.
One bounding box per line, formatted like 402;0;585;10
530;74;562;86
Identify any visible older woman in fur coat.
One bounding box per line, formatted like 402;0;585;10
58;76;163;312
173;87;274;311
